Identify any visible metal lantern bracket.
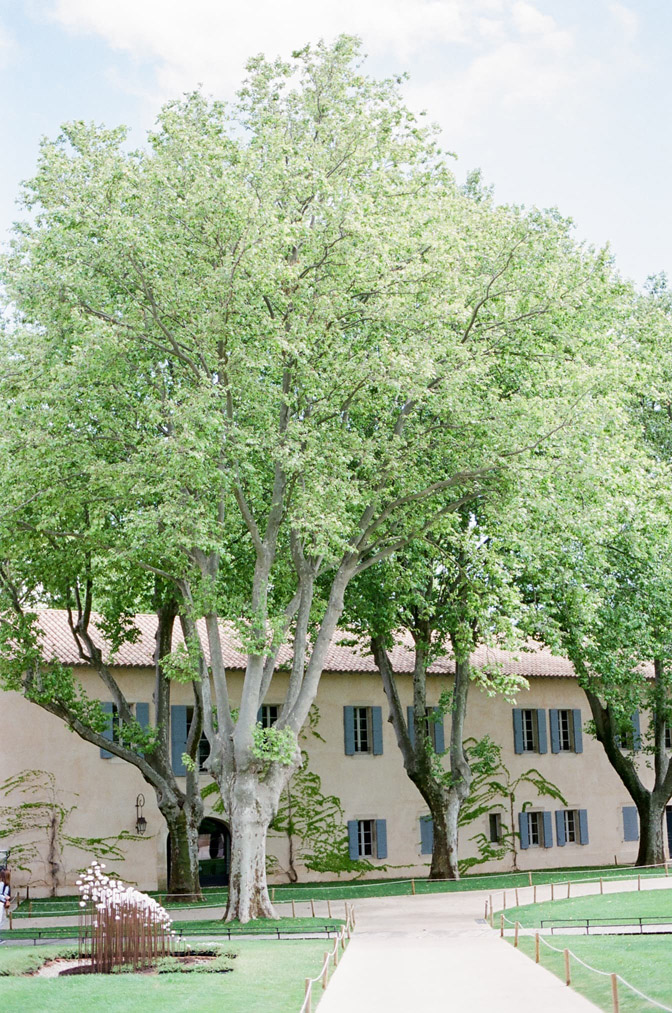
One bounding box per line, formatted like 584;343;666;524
135;794;147;835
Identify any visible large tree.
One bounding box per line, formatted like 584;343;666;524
1;38;626;919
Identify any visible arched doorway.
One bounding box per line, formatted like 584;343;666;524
165;817;231;889
197;817;231;887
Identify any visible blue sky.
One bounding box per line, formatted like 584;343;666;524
1;0;669;286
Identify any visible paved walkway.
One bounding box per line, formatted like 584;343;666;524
317;890;601;1012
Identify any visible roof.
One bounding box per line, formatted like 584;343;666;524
32;609;584;679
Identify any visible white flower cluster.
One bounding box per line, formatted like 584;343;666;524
76;861;175;935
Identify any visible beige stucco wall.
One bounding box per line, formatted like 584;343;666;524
0;666;653;895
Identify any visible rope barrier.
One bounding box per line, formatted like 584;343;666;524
298;904;355;1013
508;915;672;1012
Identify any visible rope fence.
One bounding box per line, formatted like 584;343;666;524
499;911;672;1012
298;904;355;1013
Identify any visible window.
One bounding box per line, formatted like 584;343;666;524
407;706;445;752
260;704;280;728
528;811;543;847
348;818;388;860
489;812;503;844
100;702;149;758
186;706;211;771
615;712;641;751
558;710;574;751
666;725;671;751
522;710;538;751
563;809;577;843
353;706;371;753
358;819;375;857
344;706;383;756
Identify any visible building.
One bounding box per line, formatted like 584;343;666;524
0;611;655;896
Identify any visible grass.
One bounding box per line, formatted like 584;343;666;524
514;934;672;1013
498;887;672;928
0;939;328;1013
14;863;666;918
1;915;344;942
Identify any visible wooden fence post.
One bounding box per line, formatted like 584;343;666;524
611;973;619;1013
500;914;504;938
515;888;519;906
328;899;332;919
304;979;312;1013
600;877;604;895
638;874;641;892
411;879;416;896
533;885;537;904
567;881;571;899
322;954;329;989
514;921;520;948
535;932;540;963
564;949;571;986
551;882;555;901
503;891;506;910
311;899;316;918
528;872;533;887
291;899;296;918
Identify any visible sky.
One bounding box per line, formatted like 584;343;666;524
0;0;669;286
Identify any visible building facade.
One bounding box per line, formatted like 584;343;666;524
0;612;657;895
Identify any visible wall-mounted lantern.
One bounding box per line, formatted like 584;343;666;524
135;794;147;835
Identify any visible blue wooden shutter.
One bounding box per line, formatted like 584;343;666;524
135;703;149;729
100;702;114;758
542;810;553;848
375;819;388;859
632;711;642;751
578;809;589;845
420;816;434;855
549;710;560;753
407;706;416;748
343;707;356;755
623;806;639;841
371;707;383;755
536;710;548;754
518;811;530;849
171;705;188;775
573;710;583;753
513;710;524;754
433;708;445;753
555;810;566;846
347;820;359;859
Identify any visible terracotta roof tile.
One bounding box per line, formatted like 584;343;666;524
28;609;601;679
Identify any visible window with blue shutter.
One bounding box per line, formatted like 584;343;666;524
375;819;388;859
573;710;583;753
550;710;561;754
407;706;416;748
542;810;553;848
135;703;150;729
100;702;114;759
513;709;524;754
578;809;589;845
518;811;530;849
555;810;566;846
371;707;383;755
343;707;356;755
433;709;445;753
536;710;548;754
419;816;434;855
632;711;642;752
623;806;639;841
347;820;359;860
171;705;188;775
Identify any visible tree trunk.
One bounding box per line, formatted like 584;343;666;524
225;771;281;922
636;795;667;866
161;796;203;900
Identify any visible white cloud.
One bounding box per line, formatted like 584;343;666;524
609;2;638;41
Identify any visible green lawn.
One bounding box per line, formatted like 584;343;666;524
0;940;328;1013
14;863;666;918
515;934;672;1013
1;915;343;942
499;887;672;928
